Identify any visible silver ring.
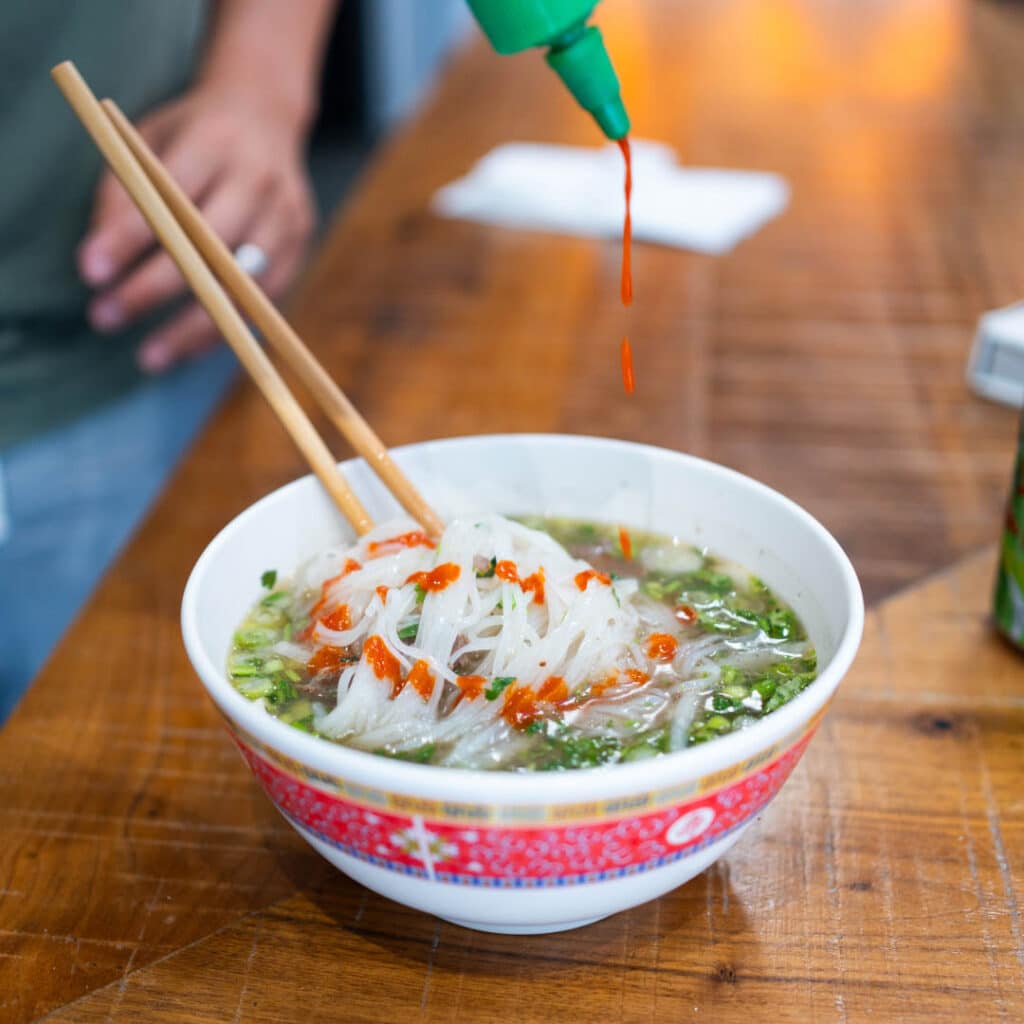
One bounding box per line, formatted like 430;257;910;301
233;243;268;277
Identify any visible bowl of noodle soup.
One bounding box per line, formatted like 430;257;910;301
182;434;863;934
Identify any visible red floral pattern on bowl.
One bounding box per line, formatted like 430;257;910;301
234;728;814;888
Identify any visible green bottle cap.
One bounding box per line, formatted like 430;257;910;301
546;25;630;140
466;0;598;54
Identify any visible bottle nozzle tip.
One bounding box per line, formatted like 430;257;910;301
594;99;631;141
547;26;631;141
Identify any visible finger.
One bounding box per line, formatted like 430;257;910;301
79;123;225;288
85;106;182;231
235;200;302;284
136;235;305;375
136;303;220;374
133;101;187;151
79;171;144;286
238;184;315;293
77;105;185;287
257;238;306;301
89;175;268;331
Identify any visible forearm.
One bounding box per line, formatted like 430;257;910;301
196;0;338;133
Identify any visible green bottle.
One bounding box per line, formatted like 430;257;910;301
994;411;1024;651
465;0;631;140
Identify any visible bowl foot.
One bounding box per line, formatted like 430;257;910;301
438;914;608;935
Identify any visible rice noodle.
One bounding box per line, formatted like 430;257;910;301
233;512;816;770
307;515;655;761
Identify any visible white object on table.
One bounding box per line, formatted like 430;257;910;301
432;140;790;255
967;301;1024;408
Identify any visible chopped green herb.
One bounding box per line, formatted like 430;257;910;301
476;557;497;579
261;570;277;590
237;678;274;699
689;569;734;594
234;627;279;649
379;743;437;764
622;742;659;762
764;671;816;712
397;622;419;642
230;662;264;679
280;699;313;725
266;678;298;706
536;733;621;771
485;676;516;700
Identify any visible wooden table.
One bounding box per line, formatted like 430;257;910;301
3;0;1023;1019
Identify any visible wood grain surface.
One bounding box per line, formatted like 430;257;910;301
2;0;1024;1020
4;551;1021;1023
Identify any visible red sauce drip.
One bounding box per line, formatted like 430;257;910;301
368;531;436;557
364;634;402;690
319;604;351;632
455;675;486;703
494;560;545;604
575;569;612;591
522;569;545;605
303;558;362;636
501;676;576;728
375;585;389;604
502;684;539;729
618;137;633;307
620;337;635;395
495;560;518;584
646;632;679;661
307;645;348;675
406;660;435;701
674;603;698;625
619;138;635;395
536;676;569;704
618;525;633;560
587;674;620;700
406;562;461;592
577;668;648;706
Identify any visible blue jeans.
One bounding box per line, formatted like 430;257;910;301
0;347;237;723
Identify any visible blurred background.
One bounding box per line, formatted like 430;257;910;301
310;0;473;216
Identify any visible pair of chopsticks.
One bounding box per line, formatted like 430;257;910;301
51;61;444;539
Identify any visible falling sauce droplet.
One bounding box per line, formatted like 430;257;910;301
621;336;635;395
617;137;635;395
618;137;633;308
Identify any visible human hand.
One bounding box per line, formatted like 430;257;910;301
77;85;316;373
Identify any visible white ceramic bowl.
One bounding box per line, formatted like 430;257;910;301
182;434;863;934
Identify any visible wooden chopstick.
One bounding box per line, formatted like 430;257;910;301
99;99;445;540
50;61;381;535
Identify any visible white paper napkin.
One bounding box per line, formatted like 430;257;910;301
432;140;789;254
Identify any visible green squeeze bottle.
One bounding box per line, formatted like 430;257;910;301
465;0;631;140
